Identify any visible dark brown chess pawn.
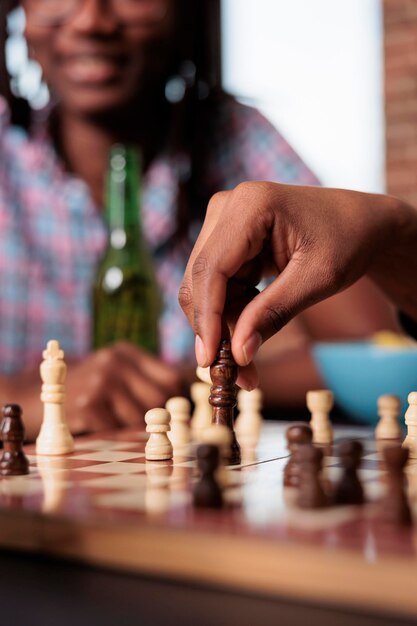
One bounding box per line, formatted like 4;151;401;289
209;339;240;465
284;423;313;487
193;444;223;509
333;440;364;506
0;404;29;476
296;444;327;509
380;444;412;526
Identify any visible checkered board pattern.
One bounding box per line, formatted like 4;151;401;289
0;421;413;542
1;420;416;618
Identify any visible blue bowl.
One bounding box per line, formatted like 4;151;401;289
312;341;417;425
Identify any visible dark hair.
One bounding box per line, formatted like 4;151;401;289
0;0;226;237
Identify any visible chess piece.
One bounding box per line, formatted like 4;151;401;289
200;423;233;486
296;444;327;509
375;394;402;440
284;423;313;487
403;392;417;459
209;339;240;465
193;444;223;509
235;388;263;446
306;389;334;445
36;340;75;456
190;382;212;440
0;404;29;476
145;408;173;461
166;396;191;448
333;440;364;505
380;444;412;526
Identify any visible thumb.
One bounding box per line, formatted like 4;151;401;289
231;256;334;365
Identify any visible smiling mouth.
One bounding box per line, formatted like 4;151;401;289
60;54;126;85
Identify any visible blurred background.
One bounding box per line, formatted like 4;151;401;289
7;0;406;197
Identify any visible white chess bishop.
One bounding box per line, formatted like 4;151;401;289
36;340;75;456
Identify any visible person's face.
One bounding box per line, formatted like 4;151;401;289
22;0;176;116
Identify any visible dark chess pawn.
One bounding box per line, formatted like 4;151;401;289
0;404;29;476
284;423;313;487
296;444;327;509
380;444;412;526
333;440;364;506
193;444;223;509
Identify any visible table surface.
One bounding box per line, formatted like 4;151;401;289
0;421;417;624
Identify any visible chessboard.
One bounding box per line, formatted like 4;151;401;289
1;421;417;621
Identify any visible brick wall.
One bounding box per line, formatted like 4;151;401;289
384;0;417;206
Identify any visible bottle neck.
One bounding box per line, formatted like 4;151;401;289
104;145;144;243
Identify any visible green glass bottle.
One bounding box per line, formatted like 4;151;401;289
93;145;161;353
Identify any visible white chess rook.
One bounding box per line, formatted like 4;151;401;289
403;392;417;458
375;394;402;440
145;408;173;461
36;340;74;456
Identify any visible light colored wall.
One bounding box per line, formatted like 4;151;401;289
222;0;385;192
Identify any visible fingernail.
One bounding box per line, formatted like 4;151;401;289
236;373;254;392
242;332;262;365
195;335;208;366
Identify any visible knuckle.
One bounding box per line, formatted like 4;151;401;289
95;347;115;368
207;190;229;215
191;253;210;280
178;282;193;312
264;304;292;333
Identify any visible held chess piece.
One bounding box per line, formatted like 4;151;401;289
0;404;29;476
296;444;327;509
306;389;334;445
333;440;365;506
166;396;191;448
36;340;75;456
235;388;263;447
380;444;412;526
284;423;313;487
209;339;240;465
403;392;417;459
375;394;402;440
193;444;223;509
145;408;173;461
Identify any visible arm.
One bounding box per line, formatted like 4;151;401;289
179;182;417;389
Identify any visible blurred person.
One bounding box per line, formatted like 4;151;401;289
180;182;416;390
0;0;395;438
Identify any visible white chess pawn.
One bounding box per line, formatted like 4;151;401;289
36;340;75;456
166;396;191;448
235;388;263;446
375;394;402;440
306;389;334;445
190;381;212;440
403;392;417;459
145;408;173;461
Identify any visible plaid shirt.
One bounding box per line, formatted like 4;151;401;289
0;96;318;374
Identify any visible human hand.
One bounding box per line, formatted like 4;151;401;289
3;342;183;440
179;182;402;388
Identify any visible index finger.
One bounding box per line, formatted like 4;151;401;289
184;184;274;366
179;191;230;329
